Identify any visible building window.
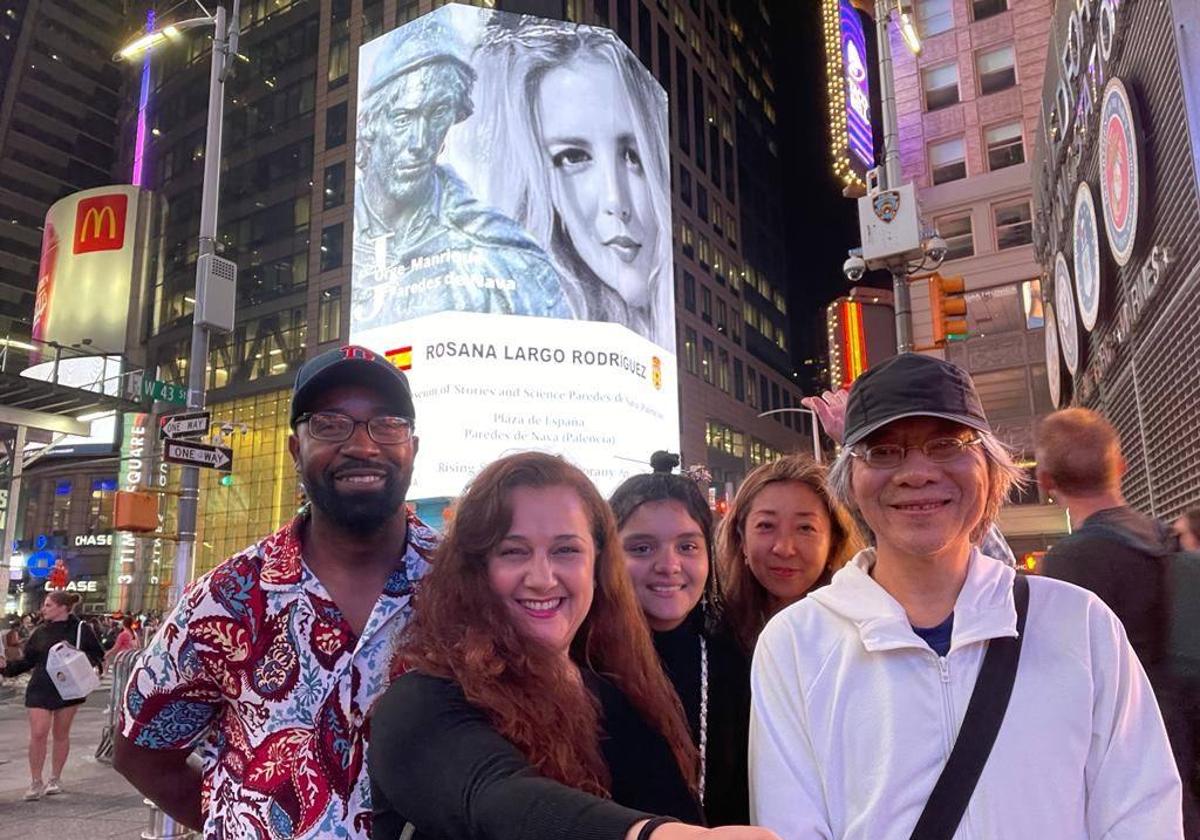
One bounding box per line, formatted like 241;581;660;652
320;224;343;271
930;137;967;185
679;166;692;205
918;0;954;36
52;480;72;534
716;299;727;334
977;45;1017;95
87;477;117;532
734;358;745;401
937;214;975;260
680;222;695;257
994;200;1033;249
325;102;347;148
746;365;758;408
972;0;1008;21
717;348;730;394
701;338;714;384
323;162;346;209
683;271;696;312
701;285;712;323
697;185;709;221
684;327;698;374
922;63;960;111
318;287;342;344
985;122;1025;171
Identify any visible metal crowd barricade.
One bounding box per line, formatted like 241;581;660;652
96;647;140;764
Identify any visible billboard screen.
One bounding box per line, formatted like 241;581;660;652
31;185;148;357
822;0;873;188
352;6;679;498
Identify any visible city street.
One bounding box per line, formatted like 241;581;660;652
0;677;148;835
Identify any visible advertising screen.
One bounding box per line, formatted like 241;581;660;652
352;6;679;498
822;0;874;188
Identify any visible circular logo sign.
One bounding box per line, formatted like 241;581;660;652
1099;77;1141;267
1073;182;1102;332
1054;252;1080;375
1044;300;1062;409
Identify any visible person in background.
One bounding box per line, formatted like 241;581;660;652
4;616;23;663
1037;407;1198;833
609;452;750;825
114;345;437;839
370;451;778;840
1175;508;1200;553
0;591;104;800
752;354;1181;838
104;615;138;665
715;454;859;653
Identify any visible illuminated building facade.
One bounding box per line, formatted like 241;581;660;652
825;287;895;389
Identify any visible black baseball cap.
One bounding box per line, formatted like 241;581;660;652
290;345;415;426
843;354;990;447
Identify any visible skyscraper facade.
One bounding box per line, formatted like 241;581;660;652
127;0;811;576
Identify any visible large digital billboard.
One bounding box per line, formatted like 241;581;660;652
351;5;678;498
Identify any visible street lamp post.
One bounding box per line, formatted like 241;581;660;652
757;408;824;463
116;2;240;606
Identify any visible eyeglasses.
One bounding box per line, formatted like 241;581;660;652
295;411;414;445
851;436;982;469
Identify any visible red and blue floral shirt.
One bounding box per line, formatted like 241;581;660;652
120;509;438;839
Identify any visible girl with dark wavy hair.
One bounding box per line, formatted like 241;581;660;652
369;452;779;840
609;453;751;826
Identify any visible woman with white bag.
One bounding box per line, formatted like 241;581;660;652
0;591;104;801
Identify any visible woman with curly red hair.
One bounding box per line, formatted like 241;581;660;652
368;452;778;840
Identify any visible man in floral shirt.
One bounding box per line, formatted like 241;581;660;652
115;346;439;839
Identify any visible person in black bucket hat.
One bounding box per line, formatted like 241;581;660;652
113;344;438;839
748;352;1183;839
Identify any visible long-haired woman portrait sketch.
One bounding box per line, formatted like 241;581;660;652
460;16;675;348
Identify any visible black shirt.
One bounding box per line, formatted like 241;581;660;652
2;616;105;709
652;608;751;827
369;671;702;840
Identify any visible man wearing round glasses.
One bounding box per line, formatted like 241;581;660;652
115;345;438;839
749;354;1181;838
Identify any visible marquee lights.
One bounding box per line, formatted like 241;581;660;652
822;0;873;189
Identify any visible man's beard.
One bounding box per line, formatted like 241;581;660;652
305;465;408;533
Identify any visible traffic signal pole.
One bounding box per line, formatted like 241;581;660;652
874;0;914;353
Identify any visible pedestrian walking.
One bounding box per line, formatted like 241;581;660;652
750;353;1182;838
0;591;105;801
1037;407;1199;833
369;452;779;840
103;615;137;666
609;453;752;826
715;454;860;653
113;345;438;839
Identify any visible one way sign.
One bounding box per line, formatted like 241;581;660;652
159;411;211;440
163;440;233;472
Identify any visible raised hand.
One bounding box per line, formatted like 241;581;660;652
801;388;850;445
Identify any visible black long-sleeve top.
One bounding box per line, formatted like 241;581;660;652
2;615;105;709
652;608;751;827
369;670;703;840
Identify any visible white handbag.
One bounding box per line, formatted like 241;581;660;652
46;621;101;701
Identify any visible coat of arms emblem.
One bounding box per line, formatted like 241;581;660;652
873;190;901;222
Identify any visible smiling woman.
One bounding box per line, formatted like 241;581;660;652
369;453;718;840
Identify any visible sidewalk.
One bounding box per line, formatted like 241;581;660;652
0;677;151;836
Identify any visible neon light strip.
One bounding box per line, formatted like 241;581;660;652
845;300;867;382
131;10;154;186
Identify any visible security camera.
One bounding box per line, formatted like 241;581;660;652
924;235;948;264
843;253;867;283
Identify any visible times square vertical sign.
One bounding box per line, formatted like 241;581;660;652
350;5;679;498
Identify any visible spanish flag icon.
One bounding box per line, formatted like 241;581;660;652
386;346;413;371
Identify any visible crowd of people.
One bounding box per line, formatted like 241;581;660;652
5;343;1193;838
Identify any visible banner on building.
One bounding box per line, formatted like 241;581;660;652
351;6;678;498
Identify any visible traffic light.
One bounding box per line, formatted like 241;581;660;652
219;474;235;487
114;490;158;532
929;274;969;346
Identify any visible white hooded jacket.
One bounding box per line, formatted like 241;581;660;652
749;548;1182;839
